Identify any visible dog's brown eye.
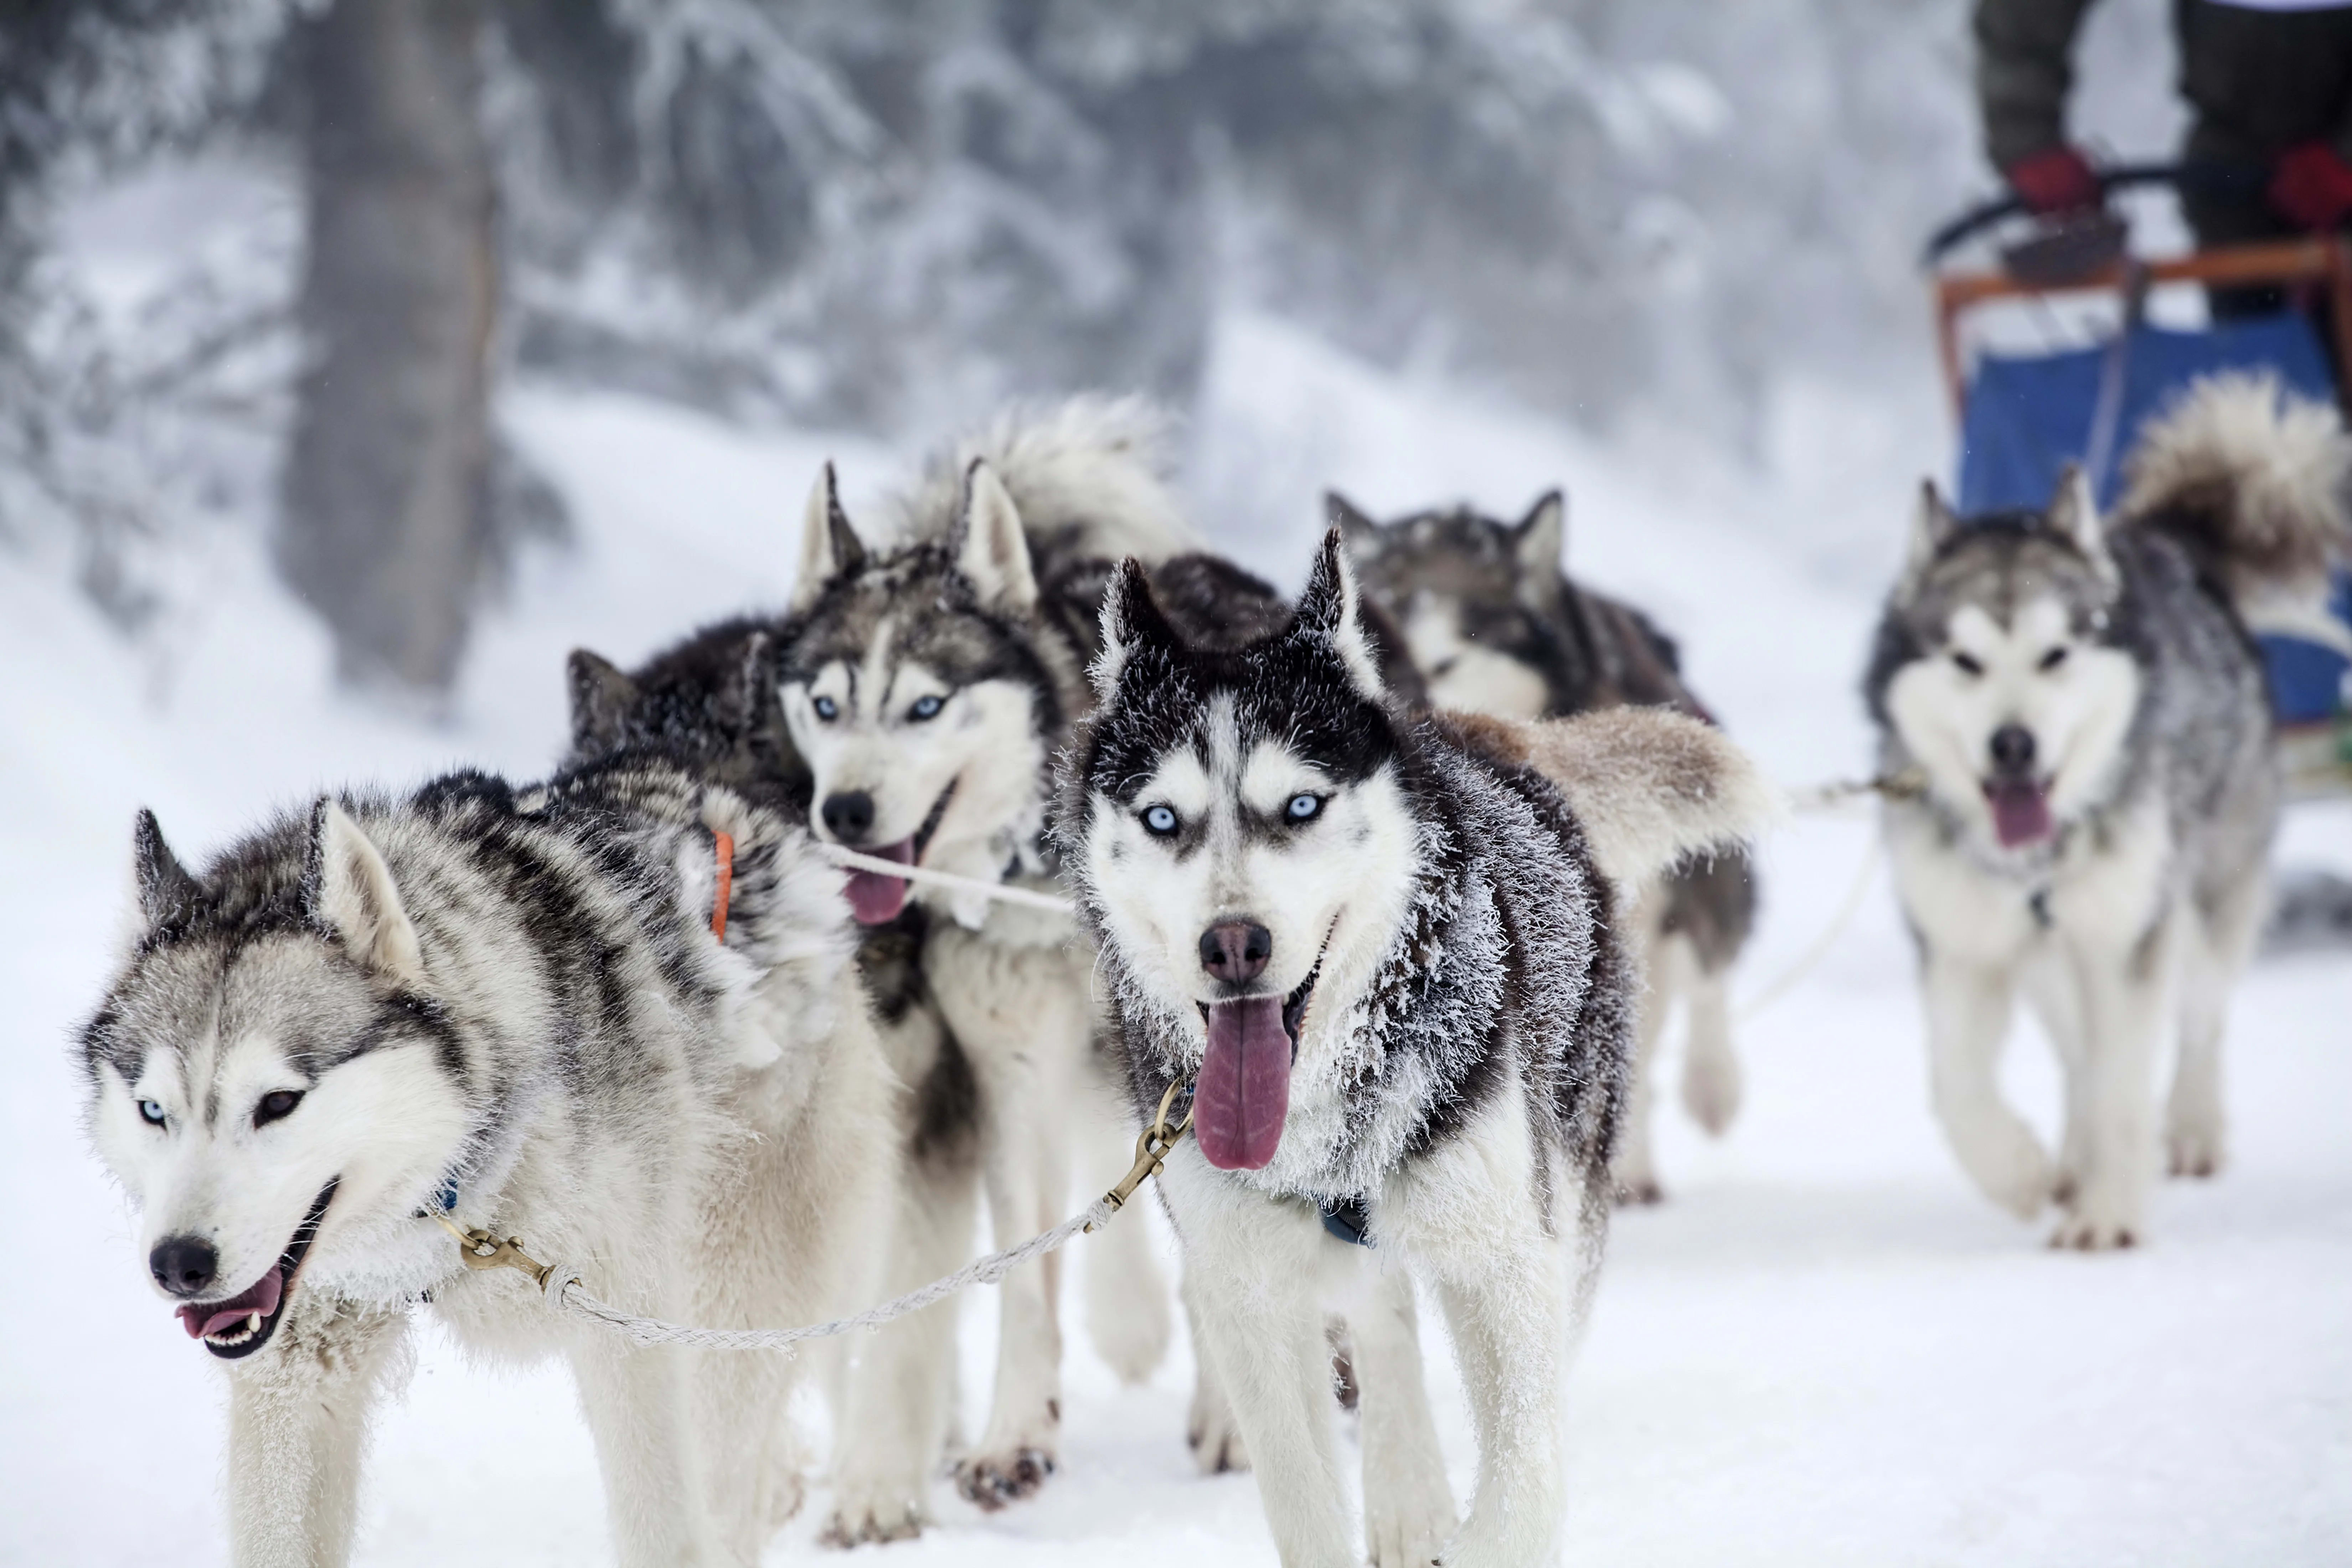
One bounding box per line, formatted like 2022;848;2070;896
2039;646;2069;671
256;1089;305;1127
1951;651;1984;677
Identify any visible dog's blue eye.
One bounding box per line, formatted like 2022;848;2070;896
909;694;944;722
1286;793;1322;822
137;1099;165;1127
813;695;839;721
255;1089;304;1128
1951;651;1984;677
1142;804;1179;836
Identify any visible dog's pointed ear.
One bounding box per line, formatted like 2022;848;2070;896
951;459;1039;614
131;809;200;929
1294;528;1388;703
1094;557;1180;700
791;463;863;613
304;801;424;984
1325;491;1383;552
567;648;636;754
1514;490;1567;614
2046;465;2116;583
1903;480;1959;594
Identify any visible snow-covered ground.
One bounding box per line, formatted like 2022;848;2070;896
2;314;2347;1566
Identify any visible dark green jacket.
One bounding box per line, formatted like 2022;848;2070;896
1976;0;2352;171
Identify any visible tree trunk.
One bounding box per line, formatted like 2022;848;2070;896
278;0;494;696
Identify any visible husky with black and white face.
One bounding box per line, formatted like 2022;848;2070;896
1060;531;1772;1568
1865;374;2349;1249
81;758;895;1567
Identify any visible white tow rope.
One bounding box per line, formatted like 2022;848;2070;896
812;843;1076;916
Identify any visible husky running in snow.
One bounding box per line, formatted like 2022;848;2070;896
1866;373;2350;1249
1336;490;1759;1202
775;397;1294;1517
81;755;897;1566
1059;532;1773;1568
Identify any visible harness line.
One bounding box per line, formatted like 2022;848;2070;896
431;1082;1190;1353
812;843;1076;916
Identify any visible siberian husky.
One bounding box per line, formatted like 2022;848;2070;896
776;397;1282;1513
1336;490;1758;1201
81;754;896;1566
1865;373;2349;1248
1058;531;1773;1567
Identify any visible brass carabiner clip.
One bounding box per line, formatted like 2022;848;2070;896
1093;1079;1195;1228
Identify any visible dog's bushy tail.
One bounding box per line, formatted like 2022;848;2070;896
1510;706;1780;897
2119;371;2352;650
892;394;1197;564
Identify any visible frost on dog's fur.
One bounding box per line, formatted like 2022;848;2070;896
1059;528;1773;1566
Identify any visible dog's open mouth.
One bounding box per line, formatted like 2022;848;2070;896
1194;958;1322;1173
1983;779;2054;849
842;781;958;926
177;1179;336;1361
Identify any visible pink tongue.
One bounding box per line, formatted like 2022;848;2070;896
844;838;914;925
179;1267;283;1340
1987;783;2053;848
1196;999;1294;1171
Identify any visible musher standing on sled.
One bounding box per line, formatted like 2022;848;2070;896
1978;0;2352;315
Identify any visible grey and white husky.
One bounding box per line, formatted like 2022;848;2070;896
777;397;1277;1513
1058;532;1773;1567
1335;491;1759;1202
1866;373;2350;1248
81;754;897;1566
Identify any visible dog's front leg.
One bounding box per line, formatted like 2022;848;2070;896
2053;910;2178;1249
1918;948;2053;1218
571;1335;720;1566
1350;1265;1456;1568
1162;1159;1355;1568
1610;904;1668;1204
1389;1116;1569;1568
226;1297;406;1568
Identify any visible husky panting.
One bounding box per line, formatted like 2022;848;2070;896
82;757;897;1567
774;396;1268;1518
1059;532;1773;1567
1866;373;2350;1249
1337;490;1760;1201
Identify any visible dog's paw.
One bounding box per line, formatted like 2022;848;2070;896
1366;1491;1454;1568
1089;1287;1172;1387
1188;1370;1250;1474
952;1447;1056;1511
819;1485;925;1548
1679;1045;1742;1138
2165;1116;2226;1180
2048;1201;2140;1252
1955;1118;2054;1220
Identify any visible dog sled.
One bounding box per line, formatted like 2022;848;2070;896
1926;164;2352;800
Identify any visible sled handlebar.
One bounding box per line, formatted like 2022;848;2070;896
1922;162;2267;267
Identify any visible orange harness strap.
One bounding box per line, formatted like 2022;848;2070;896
710;831;735;940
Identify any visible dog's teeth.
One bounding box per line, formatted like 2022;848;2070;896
248;1313;261;1332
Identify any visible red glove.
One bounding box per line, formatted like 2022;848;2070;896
2269;140;2352;231
2005;146;2101;215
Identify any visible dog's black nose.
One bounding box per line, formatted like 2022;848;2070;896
1199;921;1273;984
821;791;875;843
149;1235;218;1299
1989;724;2037;775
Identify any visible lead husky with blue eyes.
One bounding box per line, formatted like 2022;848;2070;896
79;756;897;1567
1866;374;2350;1250
1059;532;1773;1568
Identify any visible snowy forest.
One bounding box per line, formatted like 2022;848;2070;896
2;0;2175;696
